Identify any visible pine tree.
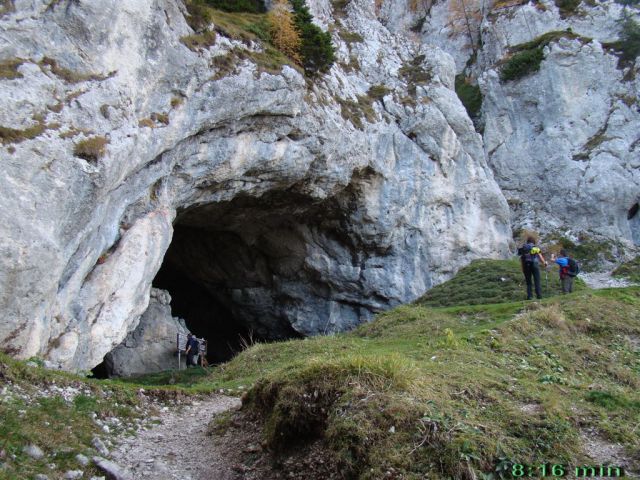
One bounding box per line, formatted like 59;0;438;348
268;0;302;64
290;0;335;74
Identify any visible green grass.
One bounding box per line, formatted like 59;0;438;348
216;287;640;479
613;256;640;283
501;31;591;82
417;259;586;307
455;74;483;119
0;354;145;479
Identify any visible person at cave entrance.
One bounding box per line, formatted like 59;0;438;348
518;236;547;300
185;333;199;368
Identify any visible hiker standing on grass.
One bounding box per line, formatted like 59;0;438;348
185;333;199;368
518;236;547;300
551;249;579;294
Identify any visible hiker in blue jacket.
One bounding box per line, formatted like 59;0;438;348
552;249;574;294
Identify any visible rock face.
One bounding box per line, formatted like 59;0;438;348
417;0;640;244
0;0;511;371
104;289;190;376
3;0;636;373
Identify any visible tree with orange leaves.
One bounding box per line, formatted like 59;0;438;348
268;0;302;64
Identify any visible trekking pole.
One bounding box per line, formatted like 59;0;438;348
545;266;549;293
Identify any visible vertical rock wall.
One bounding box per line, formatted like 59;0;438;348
0;0;516;371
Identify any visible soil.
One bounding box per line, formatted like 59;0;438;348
109;394;338;480
110;394;243;480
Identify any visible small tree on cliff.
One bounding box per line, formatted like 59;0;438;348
448;0;483;52
268;0;302;64
290;0;335;74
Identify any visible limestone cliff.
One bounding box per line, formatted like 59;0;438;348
0;0;511;371
416;0;640;244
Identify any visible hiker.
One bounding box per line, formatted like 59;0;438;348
185;333;199;368
551;249;579;294
518;236;547;300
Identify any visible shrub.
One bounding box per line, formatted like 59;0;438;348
609;17;640;68
399;55;431;95
184;0;214;31
203;0;266;13
454;74;482;118
500;47;544;82
291;0;335;74
367;84;390;100
73;136;108;162
554;0;580;17
268;0;301;64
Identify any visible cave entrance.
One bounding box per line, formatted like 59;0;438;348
152;191;342;364
152;256;255;365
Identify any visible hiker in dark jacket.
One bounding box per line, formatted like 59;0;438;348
552;249;574;294
519;236;547;300
185;333;199;368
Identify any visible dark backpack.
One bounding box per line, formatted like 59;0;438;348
518;243;534;263
567;258;580;277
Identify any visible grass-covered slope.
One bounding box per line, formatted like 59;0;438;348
218;287;639;479
418;258;586;307
2;260;639;479
613;256;640;283
0;357;151;479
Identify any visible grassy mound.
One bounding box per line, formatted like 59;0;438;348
226;288;640;479
418;259;586;307
613;256;640;283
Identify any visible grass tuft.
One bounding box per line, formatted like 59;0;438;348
0;58;24;79
73;136;108;162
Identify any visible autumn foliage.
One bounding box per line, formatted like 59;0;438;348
268;0;302;64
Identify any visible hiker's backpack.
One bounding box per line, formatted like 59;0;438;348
518;243;534;263
567;258;580;277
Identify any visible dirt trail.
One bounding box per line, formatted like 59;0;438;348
579;271;637;289
110;394;242;480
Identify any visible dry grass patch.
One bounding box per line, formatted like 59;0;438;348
39;57;106;83
73;136;108;162
0;58;24;79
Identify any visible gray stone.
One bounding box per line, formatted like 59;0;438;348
34;475;49;480
0;0;512;371
91;438;109;458
64;471;83;480
93;457;133;480
22;444;44;460
75;454;90;467
103;289;190;377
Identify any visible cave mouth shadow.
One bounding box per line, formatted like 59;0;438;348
152;256;264;366
151;192;331;366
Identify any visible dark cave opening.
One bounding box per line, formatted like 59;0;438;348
94;183;380;377
152;251;258;365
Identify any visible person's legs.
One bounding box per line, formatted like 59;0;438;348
532;264;542;299
524;263;533;299
567;276;574;293
561;276;570;294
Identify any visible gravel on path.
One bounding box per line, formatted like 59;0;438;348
110;394;242;480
